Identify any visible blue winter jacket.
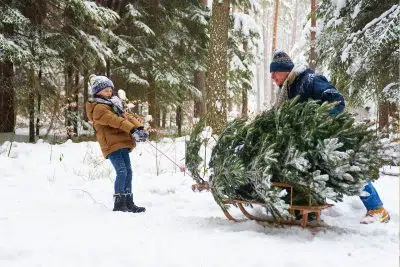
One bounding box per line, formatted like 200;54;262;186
287;68;345;115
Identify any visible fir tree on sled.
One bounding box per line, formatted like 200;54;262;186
187;97;384;227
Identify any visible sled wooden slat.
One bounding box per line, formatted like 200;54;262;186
222;209;238;221
237;203;259;220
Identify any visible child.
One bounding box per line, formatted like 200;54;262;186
86;75;148;213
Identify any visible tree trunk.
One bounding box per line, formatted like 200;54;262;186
83;68;89;123
272;0;279;53
241;40;249;118
206;0;230;134
176;105;183;137
148;78;160;137
271;0;280;105
309;0;317;70
73;71;79;135
291;0;298;51
106;59;111;78
255;9;262;112
0;60;15;132
194;70;206;117
28;89;35;143
193;0;208;118
45;87;61;138
263;5;270;109
65;64;74;139
28;67;36;143
161;107;167;129
379;102;399;131
36;68;42;137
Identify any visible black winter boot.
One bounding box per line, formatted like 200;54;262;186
113;194;129;212
125;193;146;213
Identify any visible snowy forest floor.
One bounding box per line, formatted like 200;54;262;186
0;139;399;267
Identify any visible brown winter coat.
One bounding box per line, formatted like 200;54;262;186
86;102;142;158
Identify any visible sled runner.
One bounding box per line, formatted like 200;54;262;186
192;182;333;228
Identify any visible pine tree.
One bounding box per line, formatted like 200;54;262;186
229;3;260;118
185;118;207;184
207;98;382;217
317;0;399;113
0;1;33;132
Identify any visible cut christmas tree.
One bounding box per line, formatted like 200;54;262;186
188;97;382;218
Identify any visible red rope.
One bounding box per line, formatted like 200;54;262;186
145;140;196;180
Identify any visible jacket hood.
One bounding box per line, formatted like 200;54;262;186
286;65;314;87
86;102;97;122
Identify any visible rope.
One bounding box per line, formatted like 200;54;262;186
145;140;198;181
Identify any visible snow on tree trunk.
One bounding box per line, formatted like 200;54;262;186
206;0;230;134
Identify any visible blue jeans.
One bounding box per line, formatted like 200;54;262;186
108;148;132;194
359;181;383;210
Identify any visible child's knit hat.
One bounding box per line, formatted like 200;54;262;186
89;75;114;96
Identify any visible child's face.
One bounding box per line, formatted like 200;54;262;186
97;87;113;98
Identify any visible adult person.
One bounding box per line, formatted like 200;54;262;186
269;51;390;223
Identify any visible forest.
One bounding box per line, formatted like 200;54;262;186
0;0;398;142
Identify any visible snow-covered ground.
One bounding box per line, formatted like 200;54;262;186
0;139;399;267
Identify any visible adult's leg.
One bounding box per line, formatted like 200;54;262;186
359;181;389;223
359;181;383;210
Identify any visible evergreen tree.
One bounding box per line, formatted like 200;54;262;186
317;0;399;109
229;4;260;118
207;98;382;217
185;118;207;184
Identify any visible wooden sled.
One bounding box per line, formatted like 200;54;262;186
192;181;333;228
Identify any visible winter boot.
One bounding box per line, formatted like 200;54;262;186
125;193;146;213
113;194;129;212
361;207;390;224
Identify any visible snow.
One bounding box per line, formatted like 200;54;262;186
233;13;261;37
0;139;399;267
351;3;361;19
331;0;347;14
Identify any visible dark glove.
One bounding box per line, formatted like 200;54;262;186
131;127;148;142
